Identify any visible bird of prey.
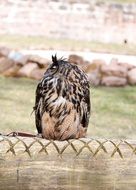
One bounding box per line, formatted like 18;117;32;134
34;55;90;140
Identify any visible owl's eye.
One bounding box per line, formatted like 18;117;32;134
51;65;57;69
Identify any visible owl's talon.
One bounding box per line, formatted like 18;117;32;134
36;133;43;138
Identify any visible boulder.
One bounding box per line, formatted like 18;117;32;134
101;76;127;87
100;62;127;78
91;59;106;66
3;64;21;77
85;60;106;86
87;71;100;86
0;47;10;57
17;62;38;77
117;62;135;71
27;55;50;68
110;58;118;64
8;51;29;66
68;54;84;66
0;57;14;74
16;55;29;66
107;58;135;73
85;60;106;74
77;61;89;72
127;68;136;85
29;68;46;80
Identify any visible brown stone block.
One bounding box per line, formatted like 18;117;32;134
68;54;84;65
127;68;136;85
0;57;14;74
17;62;38;77
3;64;21;77
29;68;46;80
101;76;127;87
101;62;127;78
27;55;50;68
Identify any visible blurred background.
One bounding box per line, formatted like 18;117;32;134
0;0;136;139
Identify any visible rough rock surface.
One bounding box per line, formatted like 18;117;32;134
118;62;135;71
0;49;136;87
18;63;38;77
68;54;84;66
101;63;127;78
101;76;127;87
30;68;46;80
27;55;50;68
0;47;10;57
0;57;14;73
87;72;100;86
127;68;136;85
85;59;105;86
3;65;21;77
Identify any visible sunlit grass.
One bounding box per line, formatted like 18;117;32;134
0;76;37;134
0;76;136;139
89;86;136;139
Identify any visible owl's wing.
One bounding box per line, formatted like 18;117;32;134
34;82;43;134
81;82;91;128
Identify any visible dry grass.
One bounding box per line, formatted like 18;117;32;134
0;35;136;55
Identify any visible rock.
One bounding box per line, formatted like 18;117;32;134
109;59;135;71
100;62;127;78
87;71;100;86
3;64;21;77
85;60;106;73
27;55;50;68
0;47;10;57
118;62;136;71
16;55;29;66
101;76;127;87
127;68;136;85
0;57;14;74
85;60;105;86
110;58;118;64
17;63;38;77
8;51;29;66
68;54;84;65
29;68;46;80
91;59;106;66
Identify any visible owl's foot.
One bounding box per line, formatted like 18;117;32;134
36;133;43;138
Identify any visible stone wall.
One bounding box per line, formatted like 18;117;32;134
0;0;136;43
0;47;136;86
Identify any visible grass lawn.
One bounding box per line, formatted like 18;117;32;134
0;35;136;55
0;76;136;139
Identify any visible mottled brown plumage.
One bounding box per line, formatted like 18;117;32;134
34;55;91;140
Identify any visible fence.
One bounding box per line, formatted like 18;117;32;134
0;136;136;189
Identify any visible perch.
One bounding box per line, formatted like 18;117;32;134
0;136;136;190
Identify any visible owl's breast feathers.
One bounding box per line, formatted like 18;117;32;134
35;62;90;140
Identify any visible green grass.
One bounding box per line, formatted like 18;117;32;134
0;76;136;139
0;34;136;55
0;76;37;134
90;86;136;139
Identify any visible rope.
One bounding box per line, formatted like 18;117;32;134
0;136;135;158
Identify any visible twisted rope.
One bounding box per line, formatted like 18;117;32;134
0;136;135;158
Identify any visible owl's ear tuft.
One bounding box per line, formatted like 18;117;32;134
52;54;58;65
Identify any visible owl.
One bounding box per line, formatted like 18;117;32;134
34;55;91;140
